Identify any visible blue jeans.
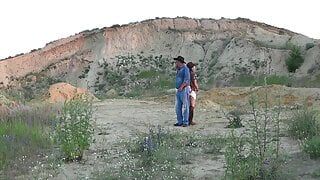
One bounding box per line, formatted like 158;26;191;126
175;87;190;125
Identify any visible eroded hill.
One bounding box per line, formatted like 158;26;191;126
1;17;319;99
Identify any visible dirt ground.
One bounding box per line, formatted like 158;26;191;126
44;94;320;180
51;99;227;179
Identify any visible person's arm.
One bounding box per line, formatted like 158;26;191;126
178;68;190;91
194;78;199;92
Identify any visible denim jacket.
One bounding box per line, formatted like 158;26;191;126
176;64;190;89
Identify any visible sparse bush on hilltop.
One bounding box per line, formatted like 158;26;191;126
110;24;121;28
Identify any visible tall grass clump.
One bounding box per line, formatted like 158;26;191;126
0;103;57;176
288;108;320;159
286;45;304;73
54;96;94;162
224;89;286;179
288;109;319;140
303;136;320;159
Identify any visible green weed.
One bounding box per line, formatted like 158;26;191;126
288;109;319;140
54;96;94;161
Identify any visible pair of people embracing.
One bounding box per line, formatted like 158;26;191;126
174;56;199;127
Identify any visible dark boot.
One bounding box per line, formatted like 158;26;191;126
189;106;196;125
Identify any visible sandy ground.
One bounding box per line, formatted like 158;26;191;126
50;99;228;179
46;98;320;180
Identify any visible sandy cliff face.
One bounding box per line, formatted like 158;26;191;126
0;34;86;87
0;17;319;95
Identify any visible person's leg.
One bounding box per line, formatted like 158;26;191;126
175;92;183;125
182;88;190;126
189;96;196;125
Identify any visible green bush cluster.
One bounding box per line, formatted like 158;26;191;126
54;96;94;161
286;45;304;73
306;43;315;50
303;136;320;159
96;54;175;98
288;109;319;140
288;108;320;159
0;95;95;178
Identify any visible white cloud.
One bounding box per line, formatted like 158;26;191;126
0;0;319;59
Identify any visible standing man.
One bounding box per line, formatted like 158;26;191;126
174;56;191;127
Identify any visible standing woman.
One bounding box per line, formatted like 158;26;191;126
187;62;199;125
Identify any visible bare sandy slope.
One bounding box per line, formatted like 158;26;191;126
49;98;320;180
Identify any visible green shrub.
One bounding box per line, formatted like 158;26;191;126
303;136;320;159
311;168;320;178
288;109;319;140
55;96;94;161
226;109;244;128
306;43;315;50
225;130;256;179
225;94;284;179
286;45;304;73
